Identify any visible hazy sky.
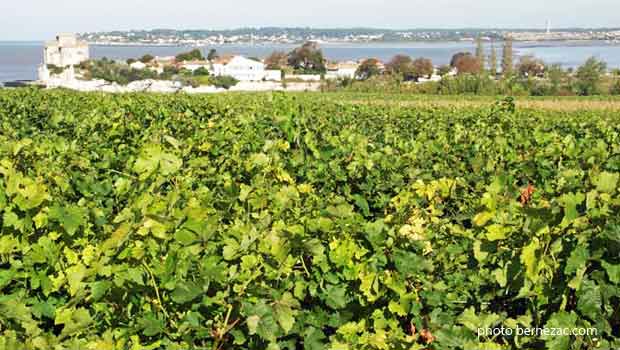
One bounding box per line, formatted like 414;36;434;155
1;0;618;40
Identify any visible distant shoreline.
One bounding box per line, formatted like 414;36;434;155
84;39;620;48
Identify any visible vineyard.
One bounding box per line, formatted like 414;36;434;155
0;89;619;350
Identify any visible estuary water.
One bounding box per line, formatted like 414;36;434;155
2;40;620;82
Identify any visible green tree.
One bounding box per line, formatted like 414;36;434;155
193;67;210;77
355;58;381;80
502;36;514;76
545;64;567;94
288;42;326;74
489;41;498;77
475;36;485;74
175;49;204;62
574;57;607;96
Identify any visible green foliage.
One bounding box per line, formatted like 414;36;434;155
0;89;619;349
210;75;239;89
355;58;381;80
438;74;498;94
159;65;180;80
46;64;65;75
574;57;607;96
544;64;569;95
610;79;620;95
175;49;205;62
333;65;585;97
82;59;159;85
288;42;326;74
193;66;210;77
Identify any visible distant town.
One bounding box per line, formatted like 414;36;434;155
80;27;620;46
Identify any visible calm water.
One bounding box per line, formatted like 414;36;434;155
2;41;620;82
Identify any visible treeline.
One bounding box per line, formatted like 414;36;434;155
336;38;620;96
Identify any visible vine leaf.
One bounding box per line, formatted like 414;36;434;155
595;171;619;194
49;205;88;236
133;145;182;179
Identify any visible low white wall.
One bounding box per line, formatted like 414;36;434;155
287;74;322;82
264;70;282;81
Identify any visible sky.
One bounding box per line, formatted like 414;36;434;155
1;0;619;40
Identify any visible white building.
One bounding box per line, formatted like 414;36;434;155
211;55;281;81
44;33;89;67
325;61;359;80
130;61;147;70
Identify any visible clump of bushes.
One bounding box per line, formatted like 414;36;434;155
175;49;204;62
210;75;239;89
80;58;159;85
